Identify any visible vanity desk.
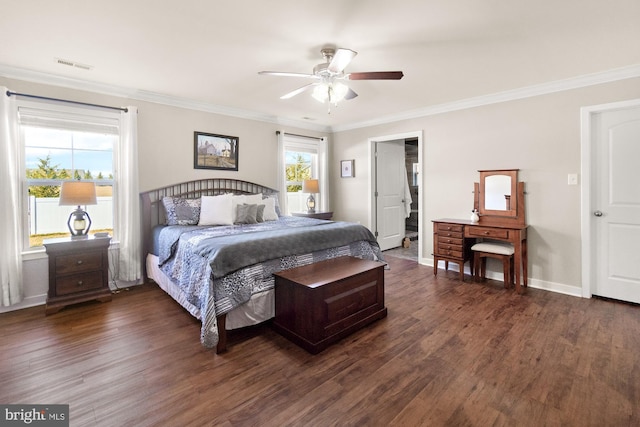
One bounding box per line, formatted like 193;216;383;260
433;169;528;293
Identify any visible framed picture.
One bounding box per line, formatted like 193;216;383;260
340;159;355;178
194;131;239;171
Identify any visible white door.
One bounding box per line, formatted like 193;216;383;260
375;140;405;251
592;105;640;303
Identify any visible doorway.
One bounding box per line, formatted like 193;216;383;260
369;131;423;261
581;99;640;303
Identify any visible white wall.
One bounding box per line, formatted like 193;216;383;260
330;77;640;296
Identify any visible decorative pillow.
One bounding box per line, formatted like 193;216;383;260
256;204;266;223
162;197;201;225
231;195;246;223
198;194;233;226
232;193;263;223
236;203;259;224
260;196;279;221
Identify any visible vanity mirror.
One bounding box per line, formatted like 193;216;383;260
474;169;525;227
479;169;517;217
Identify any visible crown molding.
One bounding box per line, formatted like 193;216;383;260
0;64;331;133
3;63;639;135
331;63;640;133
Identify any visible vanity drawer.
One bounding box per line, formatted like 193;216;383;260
438;242;462;251
437;230;463;239
436;223;464;233
467;227;509;239
436;247;464;258
437;236;463;247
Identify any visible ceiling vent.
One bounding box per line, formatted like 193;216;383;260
55;58;93;71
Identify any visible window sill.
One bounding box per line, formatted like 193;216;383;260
22;248;47;261
22;239;119;262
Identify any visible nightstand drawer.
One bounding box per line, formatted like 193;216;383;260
56;271;104;295
56;252;103;275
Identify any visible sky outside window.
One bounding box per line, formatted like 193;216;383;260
24;127;114;178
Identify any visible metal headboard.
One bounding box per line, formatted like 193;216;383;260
140;178;279;263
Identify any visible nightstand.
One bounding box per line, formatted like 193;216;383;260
43;236;112;314
291;211;333;220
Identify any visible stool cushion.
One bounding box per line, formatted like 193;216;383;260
471;242;515;256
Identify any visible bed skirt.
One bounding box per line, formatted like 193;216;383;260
145;254;274;330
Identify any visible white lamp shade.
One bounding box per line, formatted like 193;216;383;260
302;179;319;194
312;84;329;103
331;82;349;102
59;181;97;206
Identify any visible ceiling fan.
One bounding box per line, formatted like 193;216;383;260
259;47;404;112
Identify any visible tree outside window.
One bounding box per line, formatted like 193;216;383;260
285;152;312;192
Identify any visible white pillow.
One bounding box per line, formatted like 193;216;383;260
199;194;233;226
260;197;278;221
244;193;263;205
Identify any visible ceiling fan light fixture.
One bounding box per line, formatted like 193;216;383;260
331;82;349;104
312;83;329;103
312;82;349;105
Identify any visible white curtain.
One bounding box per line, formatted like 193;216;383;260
0;87;24;306
276;131;286;213
114;106;142;284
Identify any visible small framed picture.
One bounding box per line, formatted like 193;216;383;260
341;159;355;178
194;131;239;171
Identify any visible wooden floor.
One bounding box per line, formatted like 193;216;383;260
2;256;639;426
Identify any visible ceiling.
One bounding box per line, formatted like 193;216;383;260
1;0;639;131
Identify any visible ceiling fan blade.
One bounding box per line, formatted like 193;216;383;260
280;83;317;100
347;71;404;80
328;48;357;74
344;88;358;100
259;71;318;79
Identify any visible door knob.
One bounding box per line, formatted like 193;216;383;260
594;210;603;217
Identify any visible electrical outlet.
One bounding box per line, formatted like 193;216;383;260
568;173;578;185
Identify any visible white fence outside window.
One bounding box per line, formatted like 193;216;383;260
29;196;113;235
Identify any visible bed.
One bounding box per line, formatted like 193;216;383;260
140;178;384;353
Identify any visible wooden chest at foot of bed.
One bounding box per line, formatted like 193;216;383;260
272;256;387;354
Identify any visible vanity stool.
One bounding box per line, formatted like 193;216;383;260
472;242;515;289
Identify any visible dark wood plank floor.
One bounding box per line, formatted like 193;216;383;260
2;256;639;426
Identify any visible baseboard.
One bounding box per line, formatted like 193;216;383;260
0;294;47;314
422;258;583;298
0;282;144;314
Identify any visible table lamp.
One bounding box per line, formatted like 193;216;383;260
59;181;97;238
302;179;319;213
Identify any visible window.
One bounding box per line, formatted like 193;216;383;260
18;102;120;249
278;134;327;215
